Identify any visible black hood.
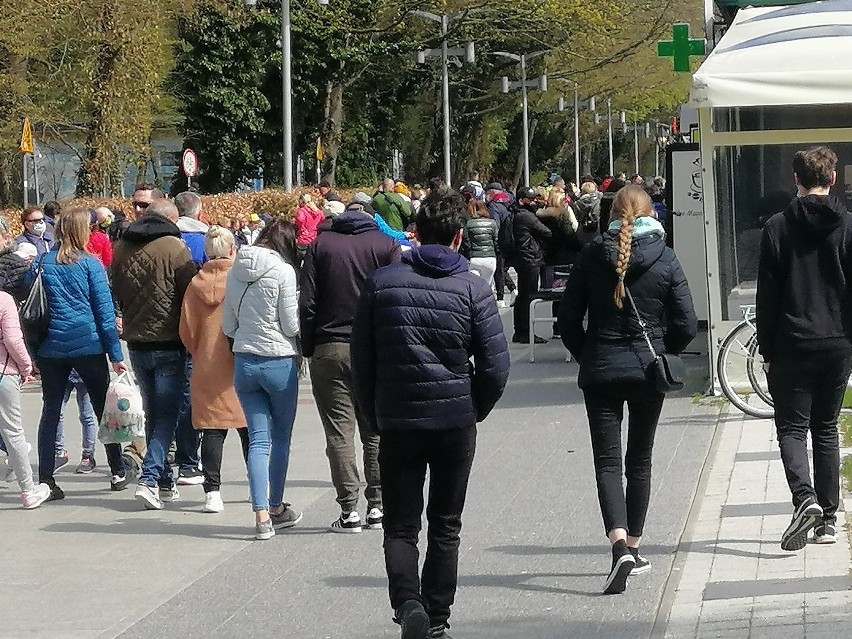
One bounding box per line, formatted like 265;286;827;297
122;214;182;244
785;194;848;237
597;231;665;279
330;210;379;235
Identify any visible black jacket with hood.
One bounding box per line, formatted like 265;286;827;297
757;194;852;361
0;246;31;302
351;244;510;432
512;204;552;267
558;229;697;388
299;210;401;358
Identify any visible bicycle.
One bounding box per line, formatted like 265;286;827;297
716;305;775;419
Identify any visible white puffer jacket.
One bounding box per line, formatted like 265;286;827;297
222;246;299;357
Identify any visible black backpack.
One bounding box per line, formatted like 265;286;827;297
21;254;51;350
499;206;518;255
576;198;601;233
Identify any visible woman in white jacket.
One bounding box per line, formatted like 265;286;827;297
223;219;302;540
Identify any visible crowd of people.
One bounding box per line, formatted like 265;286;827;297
5;151;841;639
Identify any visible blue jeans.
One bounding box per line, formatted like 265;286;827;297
234;354;299;512
55;370;97;458
174;356;201;473
130;349;187;489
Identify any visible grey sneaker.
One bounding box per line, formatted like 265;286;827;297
781;498;822;551
814;521;837;544
271;503;302;529
135;484;163;510
255;519;275;540
159;484;180;503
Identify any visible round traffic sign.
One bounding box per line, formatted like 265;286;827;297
182;148;198;178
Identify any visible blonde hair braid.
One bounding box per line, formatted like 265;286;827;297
612;185;653;309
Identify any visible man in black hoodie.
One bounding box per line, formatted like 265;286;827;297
757;146;852;551
300;207;401;534
511;186;552;344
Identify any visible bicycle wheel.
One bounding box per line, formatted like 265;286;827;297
716;320;774;419
746;336;774;408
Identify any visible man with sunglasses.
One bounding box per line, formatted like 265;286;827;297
131;184;165;216
17;207;53;256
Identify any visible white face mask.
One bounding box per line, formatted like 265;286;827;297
32;221;47;236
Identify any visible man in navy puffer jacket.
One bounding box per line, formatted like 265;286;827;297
351;193;510;639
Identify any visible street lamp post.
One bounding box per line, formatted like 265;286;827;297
621;111;644;176
558;86;595;187
244;0;329;192
413;11;475;187
496;50;549;188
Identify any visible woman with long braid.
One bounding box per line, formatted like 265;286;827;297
558;185;697;595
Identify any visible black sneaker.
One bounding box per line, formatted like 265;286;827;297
603;540;635;595
429;624;453;639
177;469;204;486
511;334;547;345
111;472;131;492
329;511;362;533
271;503;303;529
395;600;429;639
366;507;383;530
781;498;823;551
47;484;65;502
813;520;837;544
628;547;651;575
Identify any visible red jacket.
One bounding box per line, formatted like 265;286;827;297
87;230;113;267
296;205;325;247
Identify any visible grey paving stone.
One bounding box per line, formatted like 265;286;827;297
703;576;852;601
720;502;794;517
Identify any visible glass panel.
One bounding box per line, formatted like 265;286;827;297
714;142;852;321
713;105;852;132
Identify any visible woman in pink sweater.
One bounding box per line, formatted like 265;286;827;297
0;288;50;508
295;194;325;255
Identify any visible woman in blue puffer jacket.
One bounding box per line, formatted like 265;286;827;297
26;208;129;502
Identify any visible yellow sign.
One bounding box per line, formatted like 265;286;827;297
20;117;34;154
316;138;323;162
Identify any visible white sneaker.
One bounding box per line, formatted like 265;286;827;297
159;484;180;503
22;483;51;510
366;507;383;530
135;484;163;510
203;491;225;513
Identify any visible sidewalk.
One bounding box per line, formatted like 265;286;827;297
663;410;852;639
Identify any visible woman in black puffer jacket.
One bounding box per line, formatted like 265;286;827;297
461;187;499;293
0;219;31;302
558;185;697;596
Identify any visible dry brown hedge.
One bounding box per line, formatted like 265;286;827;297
1;187;358;236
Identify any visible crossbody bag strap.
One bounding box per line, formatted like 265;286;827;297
624;287;659;360
235;280;254;322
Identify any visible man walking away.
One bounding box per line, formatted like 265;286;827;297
300;206;401;533
112;199;197;511
351;193;510;639
511;186;552;344
757;146;852;551
175;191;209;269
373;178;412;232
485;183;516;307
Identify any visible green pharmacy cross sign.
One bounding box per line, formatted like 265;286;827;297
658;23;706;73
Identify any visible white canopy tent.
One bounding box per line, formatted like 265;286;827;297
688;0;852;392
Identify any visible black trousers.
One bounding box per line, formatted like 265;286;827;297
381;426;477;628
37;354;124;486
512;261;540;338
201;428;250;493
583;383;665;537
768;351;852;523
494;253;515;298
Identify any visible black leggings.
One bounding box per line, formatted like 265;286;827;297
201;428;250;493
583;383;665;538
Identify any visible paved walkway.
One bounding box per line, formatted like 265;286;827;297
1;312;850;638
664;411;852;639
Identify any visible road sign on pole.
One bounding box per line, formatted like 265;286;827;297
20;118;34;155
181;148;198;188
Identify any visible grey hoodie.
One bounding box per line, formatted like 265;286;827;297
222;246;299;357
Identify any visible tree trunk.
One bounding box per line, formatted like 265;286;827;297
514;118;537;188
321;80;344;187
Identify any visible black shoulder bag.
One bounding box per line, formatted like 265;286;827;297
625;288;685;394
21;253;51;351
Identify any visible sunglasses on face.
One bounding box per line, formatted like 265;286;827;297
26;217;44;223
132;201;150;210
